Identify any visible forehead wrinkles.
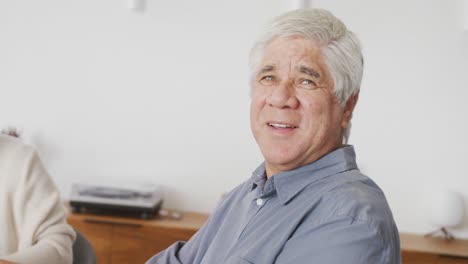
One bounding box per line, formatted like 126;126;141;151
261;38;320;75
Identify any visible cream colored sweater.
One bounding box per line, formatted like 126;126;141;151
0;135;75;264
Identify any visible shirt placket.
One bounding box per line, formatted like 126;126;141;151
236;178;275;240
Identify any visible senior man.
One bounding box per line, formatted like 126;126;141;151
147;8;400;264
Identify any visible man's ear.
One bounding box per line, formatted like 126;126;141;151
341;91;359;129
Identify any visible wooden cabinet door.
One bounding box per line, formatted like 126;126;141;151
402;251;468;264
437;256;468;264
402;251;439;263
110;224;197;264
68;218;113;264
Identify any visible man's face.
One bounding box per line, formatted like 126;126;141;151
250;36;354;177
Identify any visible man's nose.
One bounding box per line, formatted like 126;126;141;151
267;81;299;109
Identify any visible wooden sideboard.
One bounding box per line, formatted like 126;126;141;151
68;211;468;264
68;211;209;264
401;233;468;264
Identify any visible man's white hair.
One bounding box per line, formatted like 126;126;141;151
249;9;364;143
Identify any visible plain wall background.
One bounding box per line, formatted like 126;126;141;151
1;0;468;238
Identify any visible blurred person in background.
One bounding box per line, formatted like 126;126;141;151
0;127;75;264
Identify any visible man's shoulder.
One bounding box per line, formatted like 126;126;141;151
311;169;395;225
299;170;399;250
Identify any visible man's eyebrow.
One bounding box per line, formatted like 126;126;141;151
258;65;275;75
298;66;320;78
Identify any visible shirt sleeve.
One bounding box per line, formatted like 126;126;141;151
2;147;76;264
275;216;398;264
145;214;217;264
145;241;186;264
145;186;244;264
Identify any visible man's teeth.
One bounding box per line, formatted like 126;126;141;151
268;123;297;128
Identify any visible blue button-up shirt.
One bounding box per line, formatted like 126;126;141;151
147;146;401;264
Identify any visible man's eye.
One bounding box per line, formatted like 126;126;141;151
298;79;318;89
259;76;275;85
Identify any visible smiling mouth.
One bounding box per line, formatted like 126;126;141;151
267;122;298;129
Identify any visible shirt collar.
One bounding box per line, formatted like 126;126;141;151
250;145;358;205
250;162;267;191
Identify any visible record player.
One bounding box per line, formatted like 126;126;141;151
69;182;163;219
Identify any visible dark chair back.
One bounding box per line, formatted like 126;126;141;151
73;230;96;264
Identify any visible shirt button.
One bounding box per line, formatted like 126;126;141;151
256;198;264;206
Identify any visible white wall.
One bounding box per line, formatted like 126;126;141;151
1;0;468;238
